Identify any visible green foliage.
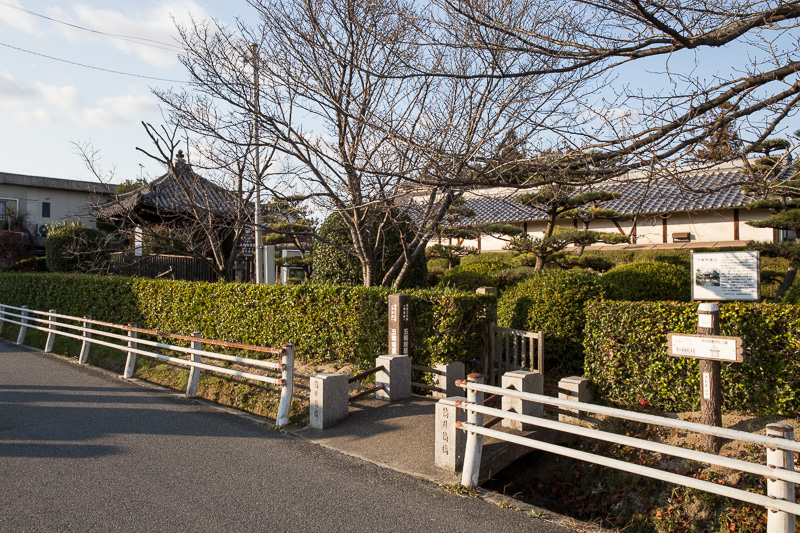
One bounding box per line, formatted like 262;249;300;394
601;261;691;301
490;266;537;289
584;300;800;415
0;273;492;370
45;222;107;273
460;251;515;266
437;269;495;291
784;278;800;304
497;269;603;374
0;230;33;268
1;256;48;273
311;210;427;288
458;261;511;276
114;177;148;194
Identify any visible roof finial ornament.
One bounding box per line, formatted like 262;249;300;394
175;150;185;165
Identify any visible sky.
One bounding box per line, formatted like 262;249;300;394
1;1;798;187
0;0;251;184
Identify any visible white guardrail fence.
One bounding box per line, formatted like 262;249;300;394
456;374;798;533
0;303;294;427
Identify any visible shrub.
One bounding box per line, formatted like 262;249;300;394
600;261;691;301
460;251;515;266
45;223;107;273
0;273;493;370
584;300;800;415
311;211;426;288
458;260;511;276
1;256;48;272
783;277;800;304
427;257;450;271
0;230;33;268
491;266;536;290
497;269;603;374
438;269;495;291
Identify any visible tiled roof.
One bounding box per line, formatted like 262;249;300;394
94;160;240;219
456;163;783;225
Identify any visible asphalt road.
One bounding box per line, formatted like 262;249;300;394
0;342;579;532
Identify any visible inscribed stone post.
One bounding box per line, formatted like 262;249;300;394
388;294;411;357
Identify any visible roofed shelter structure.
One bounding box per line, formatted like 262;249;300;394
93;151;256;281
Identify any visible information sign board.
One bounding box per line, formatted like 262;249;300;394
691;251;760;301
667;333;744;362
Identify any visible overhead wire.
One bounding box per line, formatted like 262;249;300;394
0;1;188;83
0;0;183;52
0;41;187;83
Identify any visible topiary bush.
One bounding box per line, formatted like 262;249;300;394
458;260;511;276
45;222;107;273
0;230;33;268
311;211;426;288
459;251;515;266
497;269;603;375
491;266;536;290
437;269;495;291
600;261;691;301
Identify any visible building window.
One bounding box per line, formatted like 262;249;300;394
42;202;51;218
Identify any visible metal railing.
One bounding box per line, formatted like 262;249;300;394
347;365;385;403
482;325;544;386
0;303;294;427
411;363;446;395
455;375;798;532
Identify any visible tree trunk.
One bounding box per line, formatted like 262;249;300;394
773;256;799;302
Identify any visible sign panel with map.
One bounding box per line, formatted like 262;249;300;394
691;251;760;301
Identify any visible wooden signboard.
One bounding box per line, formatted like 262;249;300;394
667;333;745;363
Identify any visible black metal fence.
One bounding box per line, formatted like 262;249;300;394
109;253;255;283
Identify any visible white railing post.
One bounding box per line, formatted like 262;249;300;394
44;309;57;353
185;332;202;398
16;305;29;345
78;316;92;364
275;344;294;427
766;423;796;533
123;323;138;379
460;373;485;488
0;303;5;335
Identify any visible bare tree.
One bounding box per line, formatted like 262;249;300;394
155;0;547;287
401;1;800;182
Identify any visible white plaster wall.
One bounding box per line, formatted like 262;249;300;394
738;208;777;242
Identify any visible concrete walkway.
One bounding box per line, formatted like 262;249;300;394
296;396;460;484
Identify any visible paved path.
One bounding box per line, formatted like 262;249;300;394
0;342;582;532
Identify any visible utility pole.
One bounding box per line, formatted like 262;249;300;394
251;42;264;284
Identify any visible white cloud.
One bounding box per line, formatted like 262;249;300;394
14;108;54;124
82;92;159;126
0;0;41;35
49;1;211;69
0;71;31;99
36;82;81;109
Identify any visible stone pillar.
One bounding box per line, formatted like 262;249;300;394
558;376;591;423
309;373;349;430
433;361;466;399
435;396;467;472
501;370;543;431
476;287;497;296
388;294;411;357
375;354;411;401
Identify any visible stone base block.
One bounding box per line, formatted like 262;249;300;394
501;370;543;431
310;373;349;429
435;396;467;472
376;355;411;401
433;362;466;399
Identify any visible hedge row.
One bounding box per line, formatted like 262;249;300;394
584;300;800;415
0;273;492;370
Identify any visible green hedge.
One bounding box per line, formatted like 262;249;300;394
497;269;604;374
0;273;492;370
584;300;800;415
600;261;691;301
